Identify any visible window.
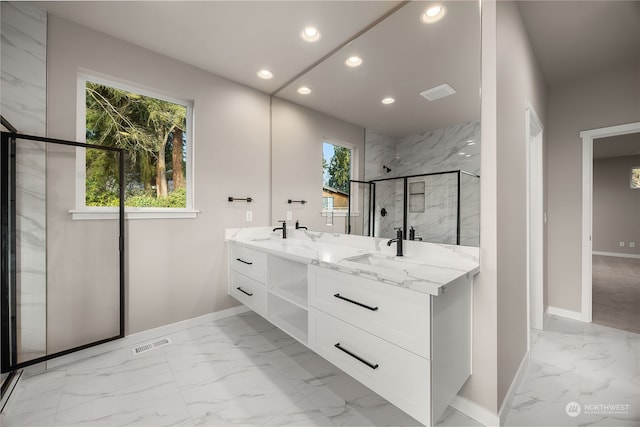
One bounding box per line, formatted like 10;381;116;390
632;167;640;189
76;74;195;219
322;140;353;213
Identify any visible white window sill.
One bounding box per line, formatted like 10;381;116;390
321;210;359;217
70;209;200;220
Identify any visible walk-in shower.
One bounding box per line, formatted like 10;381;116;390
348;170;480;246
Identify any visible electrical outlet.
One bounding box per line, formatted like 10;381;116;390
620;241;625;247
286;211;293;221
245;211;253;222
630;242;636;248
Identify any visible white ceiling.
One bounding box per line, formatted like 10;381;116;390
35;1;402;93
276;0;481;137
518;1;640;86
594;133;640;159
21;1;640;137
34;0;481;138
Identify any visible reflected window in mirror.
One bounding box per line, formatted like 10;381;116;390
322;140;356;215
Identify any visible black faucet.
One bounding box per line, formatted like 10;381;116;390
273;220;287;239
295;220;307;230
387;227;403;256
409;226;423;241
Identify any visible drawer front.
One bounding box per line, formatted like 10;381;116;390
228;243;268;283
308;265;431;358
309;308;431;426
229;271;267;317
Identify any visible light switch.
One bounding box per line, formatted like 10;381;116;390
246;211;253;222
620;241;625;247
630;242;636;248
286;211;293;221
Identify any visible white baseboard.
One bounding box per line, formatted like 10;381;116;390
450;395;500;427
593;251;640;259
46;305;250;370
546;306;583;322
498;351;529;425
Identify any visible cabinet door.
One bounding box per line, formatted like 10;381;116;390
308;265;431;358
229;271;267;318
309;308;430;426
228;243;268;283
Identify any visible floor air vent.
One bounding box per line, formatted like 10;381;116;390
132;337;171;355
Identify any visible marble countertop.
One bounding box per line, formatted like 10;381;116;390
225;227;479;296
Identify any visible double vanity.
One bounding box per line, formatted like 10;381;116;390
225;227;479;426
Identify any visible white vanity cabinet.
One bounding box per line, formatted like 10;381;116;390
307;265;472;426
226;239;474;426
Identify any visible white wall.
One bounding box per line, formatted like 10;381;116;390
496;0;547;408
46;15;271;338
593;154;640;255
546;60;640;311
271;97;365;233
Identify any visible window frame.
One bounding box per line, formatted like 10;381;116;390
74;72;197;220
631;166;640;189
321;138;359;217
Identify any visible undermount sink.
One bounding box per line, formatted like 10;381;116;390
345;253;422;271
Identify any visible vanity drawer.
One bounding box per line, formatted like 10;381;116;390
229;271;267;317
309;308;431;426
228;243;268;283
308;265;431;358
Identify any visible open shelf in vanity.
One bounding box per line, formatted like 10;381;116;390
267;255;309;343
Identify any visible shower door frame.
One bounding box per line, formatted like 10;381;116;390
0;130;126;374
349;170;480;244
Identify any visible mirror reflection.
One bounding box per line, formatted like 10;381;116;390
272;1;481;246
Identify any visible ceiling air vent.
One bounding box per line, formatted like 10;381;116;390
420;84;456;101
132;337;171;355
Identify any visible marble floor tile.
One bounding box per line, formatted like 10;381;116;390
504;315;640;427
20;311;632;427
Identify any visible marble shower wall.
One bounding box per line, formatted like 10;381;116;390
1;2;48;362
364;121;480;245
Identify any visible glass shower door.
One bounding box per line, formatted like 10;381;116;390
1;132;125;372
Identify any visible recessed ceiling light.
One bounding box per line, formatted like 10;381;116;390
421;4;447;24
345;56;363;67
381;97;395;105
301;26;320;42
257;69;273;79
297;86;311;95
465;154;472;158
466;140;476;145
458;152;466;156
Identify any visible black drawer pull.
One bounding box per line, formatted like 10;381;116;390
236;287;253;296
334;343;379;370
236;258;253;265
334;293;378;311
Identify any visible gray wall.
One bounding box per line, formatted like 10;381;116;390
593;154;640;256
458;0;498;412
496;0;547;407
46;15;271;338
271;97;365;233
546;60;640;312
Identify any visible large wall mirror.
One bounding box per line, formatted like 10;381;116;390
271;0;481;247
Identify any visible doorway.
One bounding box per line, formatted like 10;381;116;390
526;105;544;337
580;122;640;324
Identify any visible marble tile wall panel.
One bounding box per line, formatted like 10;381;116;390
1;2;48;362
365;121;480;245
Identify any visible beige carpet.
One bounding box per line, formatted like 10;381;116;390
592;255;640;334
